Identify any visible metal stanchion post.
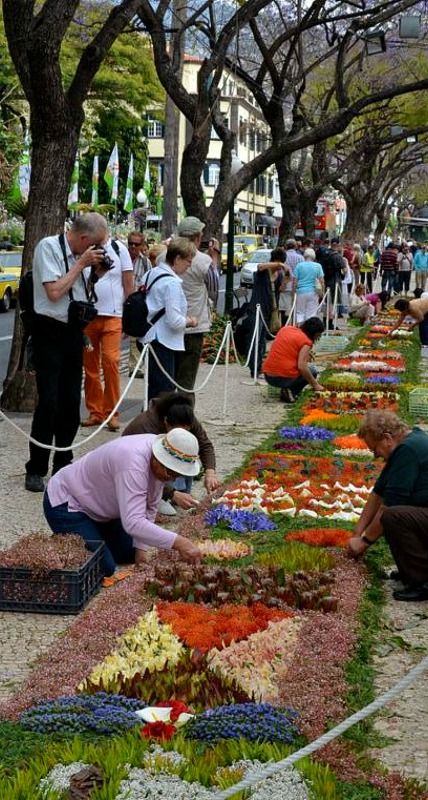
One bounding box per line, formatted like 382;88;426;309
222;322;231;418
143;346;150;411
253;304;260;383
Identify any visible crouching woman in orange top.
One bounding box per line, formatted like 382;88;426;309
262;317;325;403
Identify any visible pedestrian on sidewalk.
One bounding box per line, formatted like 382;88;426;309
25;213;108;493
82;237;134;432
127;232;151;378
174;217;219;404
348;410;428;602
139;237;199;402
43;428;202;577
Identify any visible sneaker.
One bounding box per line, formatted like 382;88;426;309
158;499;177;516
25;473;44;492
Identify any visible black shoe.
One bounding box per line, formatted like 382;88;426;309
280;388;295;404
393;584;428;602
25;473;45;492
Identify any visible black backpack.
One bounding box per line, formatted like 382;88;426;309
18;269;35;334
321;248;344;282
122;272;170;338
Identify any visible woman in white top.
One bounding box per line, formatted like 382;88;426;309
140;238;198;401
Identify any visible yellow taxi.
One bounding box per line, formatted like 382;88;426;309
0;250;22;312
220;242;246;273
0;269;19;312
234;234;264;255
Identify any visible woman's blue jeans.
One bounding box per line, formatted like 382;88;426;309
264;365;317;399
43;491;134;577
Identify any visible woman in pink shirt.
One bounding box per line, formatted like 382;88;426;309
43;428;201;577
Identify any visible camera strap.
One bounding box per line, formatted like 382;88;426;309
58;233;95;303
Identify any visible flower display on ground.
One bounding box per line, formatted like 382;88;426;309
207;616;303;702
301;391;399;414
278;425;335;441
156;602;291;652
195;538;253;559
204;504;278;531
185;703;300;744
215;481;296;515
79;608;184;693
137;702;194;740
286;528;351;548
20;693;144;735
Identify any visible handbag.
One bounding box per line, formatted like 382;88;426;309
59;233;98;330
270;307;281;333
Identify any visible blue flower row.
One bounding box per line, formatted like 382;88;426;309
204;505;277;533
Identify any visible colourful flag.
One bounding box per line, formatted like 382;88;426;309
91;155;99;207
104;143;119;201
17;132;31;201
68;155;79;206
124;153;134;213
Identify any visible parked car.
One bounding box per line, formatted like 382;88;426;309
0;249;23;279
239;248;272;288
0;269;19;312
234;234;264;255
220;242;246;272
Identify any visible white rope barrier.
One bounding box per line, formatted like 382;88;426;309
0;345;148;451
333;281;339;330
144;322;232;395
222;322;231;418
212;652;428;799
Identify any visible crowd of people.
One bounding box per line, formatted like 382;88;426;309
21;211;428;599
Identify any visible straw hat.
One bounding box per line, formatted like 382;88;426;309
152;428;201;477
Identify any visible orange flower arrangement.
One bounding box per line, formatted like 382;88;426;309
286;528;351;547
300;410;339;426
334;435;368;450
156;602;291;653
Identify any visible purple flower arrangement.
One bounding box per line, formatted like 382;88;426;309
273;442;306;451
185;702;299;744
278;426;335;441
20;693;144;735
366;375;400;384
204;505;277;533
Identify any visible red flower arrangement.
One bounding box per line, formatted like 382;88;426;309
141;720;177;741
156;601;291;652
286;528;351;548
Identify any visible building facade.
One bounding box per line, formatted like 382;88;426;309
146;57;281;235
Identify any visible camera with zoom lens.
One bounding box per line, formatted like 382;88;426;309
98;246;115;272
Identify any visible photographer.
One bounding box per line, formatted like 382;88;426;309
81;237;133;432
25;212;109;492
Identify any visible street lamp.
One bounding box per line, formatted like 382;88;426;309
225;151;243;315
136;189;149;233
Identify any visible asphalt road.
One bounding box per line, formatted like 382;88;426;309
0;271;245;388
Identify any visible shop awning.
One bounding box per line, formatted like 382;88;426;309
256;214;278;228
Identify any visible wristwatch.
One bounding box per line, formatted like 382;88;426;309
361;532;373;545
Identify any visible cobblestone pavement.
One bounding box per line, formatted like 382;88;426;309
1;345;427;784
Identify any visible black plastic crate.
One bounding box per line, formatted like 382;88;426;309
0;544;104;614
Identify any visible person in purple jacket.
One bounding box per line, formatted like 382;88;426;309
43;428;202;577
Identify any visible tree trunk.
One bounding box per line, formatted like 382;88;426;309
180;126;211;222
275;158;301;244
299;191;317;239
341;196;373;243
1;129;79;411
162;95;181;237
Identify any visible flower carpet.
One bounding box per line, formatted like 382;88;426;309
1;311;427;799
